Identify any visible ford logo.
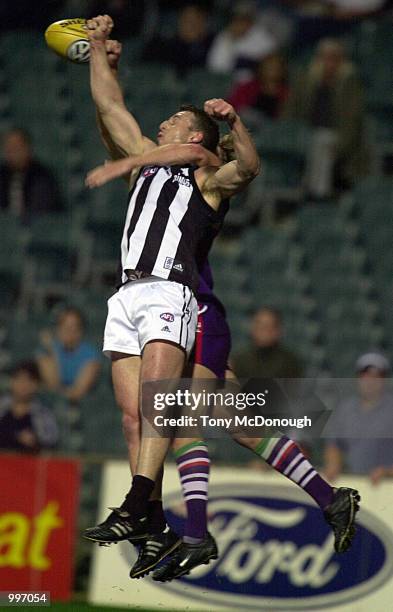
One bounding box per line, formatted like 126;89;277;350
158;484;393;610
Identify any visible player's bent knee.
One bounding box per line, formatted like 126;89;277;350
122;413;140;442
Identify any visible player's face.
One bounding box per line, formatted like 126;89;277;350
157;111;201;146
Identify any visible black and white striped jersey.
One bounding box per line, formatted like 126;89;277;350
118;164;221;293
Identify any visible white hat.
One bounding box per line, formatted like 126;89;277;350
355;352;390;374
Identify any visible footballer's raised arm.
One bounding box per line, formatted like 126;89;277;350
87;15;156;157
86;143;221;188
201;99;260;198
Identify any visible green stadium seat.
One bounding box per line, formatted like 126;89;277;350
80;386;126;455
0;213;27;269
87;180;129;226
5;313;49;361
15;215;76;313
355;177;393;212
255;119;311;157
120;38;144;64
0;31;56;73
0;270;19;312
123;63;182;95
184;69;232;107
313;276;369;304
309;253;364;281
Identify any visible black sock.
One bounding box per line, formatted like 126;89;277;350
121;475;155;521
147;500;167;534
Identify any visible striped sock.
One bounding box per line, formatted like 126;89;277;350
175;440;210;543
255;435;334;509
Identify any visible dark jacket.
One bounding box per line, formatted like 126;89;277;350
232;344;304;379
142;33;214;77
0;160;63;223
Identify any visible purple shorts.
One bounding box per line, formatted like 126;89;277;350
191;301;231;379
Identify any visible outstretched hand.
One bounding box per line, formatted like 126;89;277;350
86;14;114;42
204;98;237;125
85;158;133;188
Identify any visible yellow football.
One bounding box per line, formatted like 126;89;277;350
45;19;90;63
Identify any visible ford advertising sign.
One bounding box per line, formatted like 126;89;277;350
161;484;393;610
89;466;393;611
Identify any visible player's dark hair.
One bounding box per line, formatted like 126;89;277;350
180;104;219;153
9;360;41;382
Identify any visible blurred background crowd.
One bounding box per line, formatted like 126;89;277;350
0;0;392;590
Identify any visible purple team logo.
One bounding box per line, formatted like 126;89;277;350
160;312;175;323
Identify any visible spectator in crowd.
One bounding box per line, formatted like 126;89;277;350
285;0;391;23
324;352;393;483
228;53;289;118
0;128;63;224
0;361;58;452
285;38;368;199
232;306;304;378
142;4;213;77
36;307;101;403
207;1;278;81
280;0;391;51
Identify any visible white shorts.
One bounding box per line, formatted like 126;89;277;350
103;277;197;358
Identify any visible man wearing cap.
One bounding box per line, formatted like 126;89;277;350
324;352;393;483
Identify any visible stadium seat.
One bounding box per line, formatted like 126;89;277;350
184;68;232;107
255;119;311;157
5;313;49;362
0;270;19;313
0;212;27;267
87;179;129;225
0;31;55;73
123;63;182;95
16;215;77;313
81;215;123;288
80;385;125;455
